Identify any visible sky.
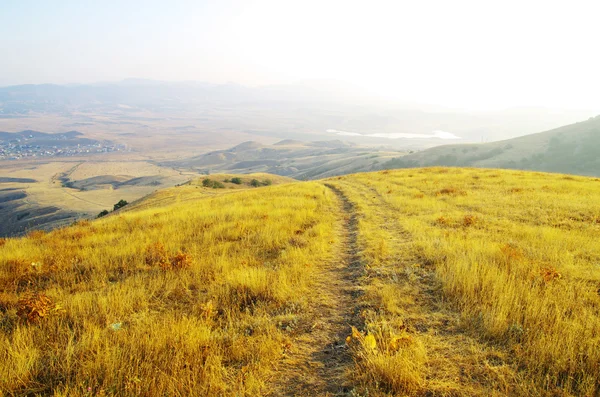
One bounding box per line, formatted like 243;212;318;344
1;0;600;110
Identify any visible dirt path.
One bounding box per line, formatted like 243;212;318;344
342;181;518;395
268;184;363;396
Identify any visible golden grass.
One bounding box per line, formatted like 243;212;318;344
0;179;338;395
3;167;600;396
328;167;600;396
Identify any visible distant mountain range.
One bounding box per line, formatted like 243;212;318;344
1;80;596;148
384;115;600;176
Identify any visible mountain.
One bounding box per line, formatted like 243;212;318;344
1;168;600;396
384;115;600;176
166;140;400;180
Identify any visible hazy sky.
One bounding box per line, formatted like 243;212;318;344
2;0;599;110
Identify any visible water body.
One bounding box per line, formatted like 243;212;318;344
326;129;461;140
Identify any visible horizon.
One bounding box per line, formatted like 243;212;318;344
1;78;599;115
2;0;600;111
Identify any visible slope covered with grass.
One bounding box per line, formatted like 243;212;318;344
2;168;600;396
0;179;339;395
328;168;600;396
385;115;600;176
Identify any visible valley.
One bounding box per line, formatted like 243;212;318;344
0;158;198;236
3;2;600;396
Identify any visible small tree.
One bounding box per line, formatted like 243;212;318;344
113;200;128;211
202;178;225;189
231;177;242;185
97;209;109;218
250;179;260;187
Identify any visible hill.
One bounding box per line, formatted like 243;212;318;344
1;168;600;396
384;115;600;176
0;160;199;238
167;140;402;180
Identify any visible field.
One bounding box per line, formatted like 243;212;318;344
1;168;600;396
0;158;202;236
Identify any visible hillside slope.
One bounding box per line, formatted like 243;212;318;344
384;115;600;176
166;140;402;180
2;168;600;396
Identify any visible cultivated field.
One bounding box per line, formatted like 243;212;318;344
1;168;600;396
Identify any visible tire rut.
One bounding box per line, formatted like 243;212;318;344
268;184;363;396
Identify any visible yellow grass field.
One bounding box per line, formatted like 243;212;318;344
1;168;600;396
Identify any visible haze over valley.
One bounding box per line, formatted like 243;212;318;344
2;79;598;236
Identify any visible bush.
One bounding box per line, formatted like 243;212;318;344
97;210;109;218
250;179;272;187
168;252;192;270
202;178;225;189
113;200;128;211
145;243;192;271
145;242;169;268
231;177;242;185
16;292;57;323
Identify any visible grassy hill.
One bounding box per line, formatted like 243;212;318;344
1;169;600;396
384;115;600;176
167;140;402;180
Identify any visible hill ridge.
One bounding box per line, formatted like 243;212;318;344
384;115;600;176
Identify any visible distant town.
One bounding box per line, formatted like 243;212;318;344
0;131;128;160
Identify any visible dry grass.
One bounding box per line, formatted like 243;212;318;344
0;178;338;396
3;167;600;396
327;167;600;396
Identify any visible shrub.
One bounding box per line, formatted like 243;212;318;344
540;266;562;283
145;243;192;270
462;214;478;227
202;178;225;189
231;177;242;184
250;179;260;187
113;200;128;211
435;216;451;226
168;252;192;270
16;292;57;323
145;242;169;268
263;179;272;186
97;209;109;218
